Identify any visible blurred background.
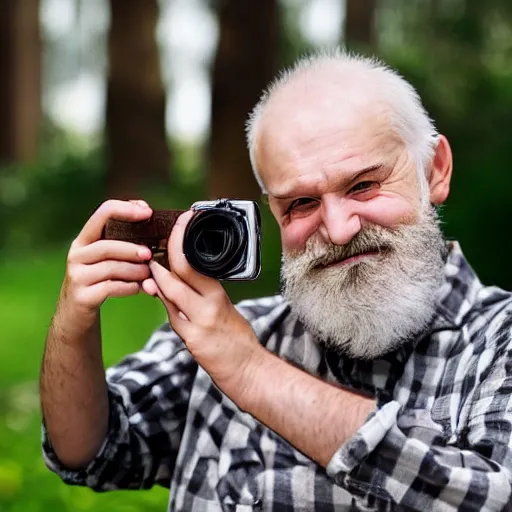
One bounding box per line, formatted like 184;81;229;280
1;0;511;510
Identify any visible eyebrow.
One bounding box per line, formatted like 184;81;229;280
270;164;384;200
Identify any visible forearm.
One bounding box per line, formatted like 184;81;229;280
39;199;156;471
231;348;376;467
40;306;109;469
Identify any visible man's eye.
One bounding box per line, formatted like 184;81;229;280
349;181;376;193
285;197;317;214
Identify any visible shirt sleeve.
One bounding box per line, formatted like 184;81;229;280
326;350;512;511
42;322;198;491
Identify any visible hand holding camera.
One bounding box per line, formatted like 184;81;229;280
138;205;265;399
60;197;261;321
103;199;261;281
90;199;263;397
60;199;154;319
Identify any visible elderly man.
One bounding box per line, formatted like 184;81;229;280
41;50;512;511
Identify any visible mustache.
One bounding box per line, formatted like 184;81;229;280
303;226;397;271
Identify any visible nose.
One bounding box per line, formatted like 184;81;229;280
318;195;362;246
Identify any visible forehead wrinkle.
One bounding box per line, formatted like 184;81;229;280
271;125;402;189
269;163;388;200
264;130;404;199
263;122;381;180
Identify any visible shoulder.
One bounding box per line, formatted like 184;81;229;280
481;292;512;366
473;285;512;344
461;285;512;373
431;279;512;380
441;243;512;347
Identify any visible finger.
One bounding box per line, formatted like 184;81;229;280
149;260;202;317
74;281;142;309
74;261;151;286
74;199;152;248
141;277;158;296
142;277;189;320
71;240;152;265
167;210;221;295
153;286;189;334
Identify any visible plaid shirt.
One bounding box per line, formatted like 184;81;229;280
43;241;512;511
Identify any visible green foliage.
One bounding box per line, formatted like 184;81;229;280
278;0;314;68
0;151;105;258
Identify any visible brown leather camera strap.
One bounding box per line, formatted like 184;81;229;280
102;210;185;270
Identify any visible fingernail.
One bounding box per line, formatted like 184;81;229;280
135;200;150;209
138;247;151;259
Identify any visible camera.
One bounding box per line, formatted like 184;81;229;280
102;199;261;281
184;199;261;280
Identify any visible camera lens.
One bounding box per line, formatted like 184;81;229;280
183;208;248;279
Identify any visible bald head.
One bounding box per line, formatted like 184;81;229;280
246;49;439;197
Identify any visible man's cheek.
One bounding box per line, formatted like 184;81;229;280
280;221;317;253
359;195;419;229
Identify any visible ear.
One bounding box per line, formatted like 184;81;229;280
428;134;453;205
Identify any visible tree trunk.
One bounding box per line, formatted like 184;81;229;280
106;0;170;199
208;0;278;200
0;0;41;165
344;0;377;52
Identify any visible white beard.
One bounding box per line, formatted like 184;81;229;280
280;206;446;359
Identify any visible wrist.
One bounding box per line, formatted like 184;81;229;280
52;297;101;349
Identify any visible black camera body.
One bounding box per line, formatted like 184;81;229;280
102;199;261;281
185;199;261;280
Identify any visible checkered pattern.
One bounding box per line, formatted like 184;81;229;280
42;242;512;511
